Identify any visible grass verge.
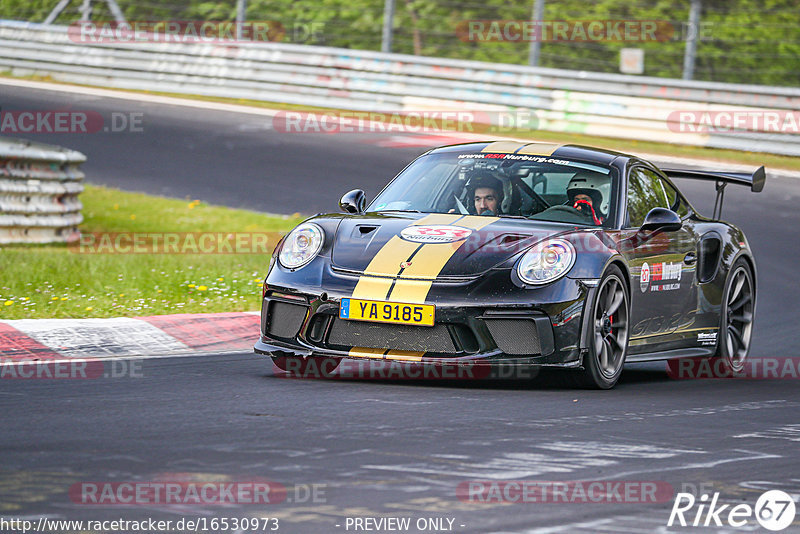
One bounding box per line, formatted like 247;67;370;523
0;185;301;319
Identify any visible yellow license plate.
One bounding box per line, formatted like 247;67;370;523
340;298;435;327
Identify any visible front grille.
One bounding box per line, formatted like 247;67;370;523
328;318;456;353
485;319;541;355
267;301;308;338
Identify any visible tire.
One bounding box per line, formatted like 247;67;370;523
714;258;755;373
576;265;631;389
271;355;340;378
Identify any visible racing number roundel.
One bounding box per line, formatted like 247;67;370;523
640;262;650;293
400;225;473;244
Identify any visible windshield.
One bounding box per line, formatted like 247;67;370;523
368;150;619;227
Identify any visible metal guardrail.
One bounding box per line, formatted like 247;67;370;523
0;135;85;244
1;21;799;156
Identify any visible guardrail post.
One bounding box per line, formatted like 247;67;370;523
236;0;246;41
381;0;395;53
528;0;545;66
682;0;702;80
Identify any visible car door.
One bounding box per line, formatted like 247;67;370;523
621;166;698;354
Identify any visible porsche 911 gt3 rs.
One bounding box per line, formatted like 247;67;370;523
255;141;764;388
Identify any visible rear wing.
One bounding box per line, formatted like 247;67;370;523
661;166;766;219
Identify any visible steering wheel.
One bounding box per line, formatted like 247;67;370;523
533;205;595;223
547;205;586;216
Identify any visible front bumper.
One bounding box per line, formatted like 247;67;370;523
254;282;591;368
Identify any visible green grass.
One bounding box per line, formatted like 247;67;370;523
0;185;301;319
4;72;798;172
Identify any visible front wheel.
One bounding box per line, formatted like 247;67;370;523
577;265;631;389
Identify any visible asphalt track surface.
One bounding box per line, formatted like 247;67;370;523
2;83;800;533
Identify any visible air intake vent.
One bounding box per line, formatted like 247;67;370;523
698;235;721;283
328;319;456;353
267;301;308;339
485;319;541;355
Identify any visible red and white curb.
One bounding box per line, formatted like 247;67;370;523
0;312;260;363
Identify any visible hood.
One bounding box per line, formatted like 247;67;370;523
329;212;578;278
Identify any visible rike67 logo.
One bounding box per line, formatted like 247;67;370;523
668;490;796;531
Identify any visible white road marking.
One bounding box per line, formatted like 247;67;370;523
536;442;702;459
734;424;800;442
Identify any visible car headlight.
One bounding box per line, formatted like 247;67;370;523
278;223;324;269
517;238;576;285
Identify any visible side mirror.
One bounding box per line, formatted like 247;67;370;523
640;207;682;233
339;189;366;214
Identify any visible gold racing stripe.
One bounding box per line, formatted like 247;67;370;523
516;142;561;156
388;215;498;303
350;276;394;300
413;213;462;225
348;347;386;359
351;214;461;299
481;141;526;153
480;140;562;156
385;350;424;362
361;236;420;277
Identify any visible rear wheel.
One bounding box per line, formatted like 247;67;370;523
577;265;630;389
715;259;755;373
271;355;340;378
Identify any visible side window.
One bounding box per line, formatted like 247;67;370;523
627;167;669;227
662;179;689;218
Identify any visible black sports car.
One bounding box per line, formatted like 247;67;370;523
255;141;764;388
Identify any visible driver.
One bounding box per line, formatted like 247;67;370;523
470;175;504;216
566;171;607;225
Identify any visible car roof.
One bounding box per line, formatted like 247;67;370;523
427;141;629;166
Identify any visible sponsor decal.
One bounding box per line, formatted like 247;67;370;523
458;153;570;164
651;282;680;292
697;331;718;346
641;261;681;292
399;225;472;244
399;261;413;269
640;262;650;293
652;261;682;281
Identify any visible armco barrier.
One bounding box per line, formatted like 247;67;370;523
0;136;85;243
0;21;799;156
